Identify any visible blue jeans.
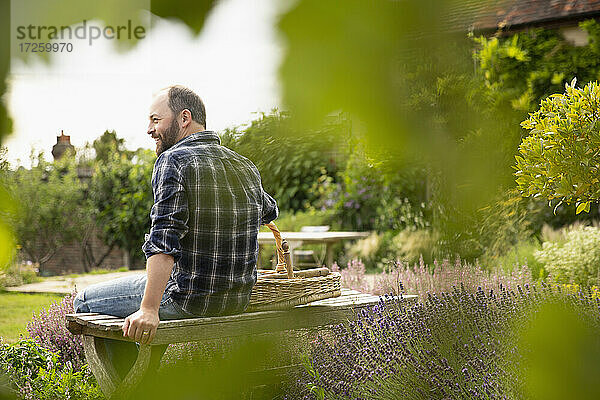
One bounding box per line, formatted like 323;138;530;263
73;274;196;378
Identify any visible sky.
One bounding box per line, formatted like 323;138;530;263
4;0;285;167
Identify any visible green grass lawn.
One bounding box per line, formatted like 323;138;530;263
0;292;63;343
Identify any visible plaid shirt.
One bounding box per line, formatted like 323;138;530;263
142;131;278;316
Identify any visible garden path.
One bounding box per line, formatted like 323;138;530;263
5;270;144;295
7;270;382;296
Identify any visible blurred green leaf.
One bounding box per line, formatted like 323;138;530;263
11;0;150;61
150;0;216;35
518;301;600;400
277;0;524;257
1;148;18;269
133;336;288;399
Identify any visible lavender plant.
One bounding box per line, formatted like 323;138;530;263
302;283;600;399
333;258;532;298
331;259;370;294
376;258;532;298
26;292;85;371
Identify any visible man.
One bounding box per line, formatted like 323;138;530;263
74;85;278;376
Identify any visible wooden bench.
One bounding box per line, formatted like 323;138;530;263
66;289;417;398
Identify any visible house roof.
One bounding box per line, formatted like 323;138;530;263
447;0;600;33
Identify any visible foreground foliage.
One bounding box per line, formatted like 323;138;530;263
0;339;102;400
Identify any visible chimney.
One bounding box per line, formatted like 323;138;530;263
52;130;75;160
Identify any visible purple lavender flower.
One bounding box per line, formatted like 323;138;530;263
298;277;593;399
26;291;85;371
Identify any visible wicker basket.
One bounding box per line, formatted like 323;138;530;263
247;222;341;312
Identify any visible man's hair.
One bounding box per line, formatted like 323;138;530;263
166;85;207;128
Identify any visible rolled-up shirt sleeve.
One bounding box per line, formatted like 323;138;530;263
142;153;189;263
260;189;278;225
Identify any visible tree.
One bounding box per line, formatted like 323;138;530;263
221;110;348;213
93;130;131;164
89;148;155;269
0;0;518;262
516;79;600;214
0;0;216;267
7;152;91;274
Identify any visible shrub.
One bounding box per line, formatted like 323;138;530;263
26;293;85;371
535;225;600;286
345;229;442;270
482;238;545;280
0;339;58;381
270;209;337;232
301;283;600;399
30;363;102;400
0;339;102;400
0;262;39;289
328;149;428;232
221;111;347;213
516;79;600;212
391;229;440;266
346;227;468;273
89;147;155;269
344;232;391;271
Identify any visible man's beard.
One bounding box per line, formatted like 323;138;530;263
156;118;180;156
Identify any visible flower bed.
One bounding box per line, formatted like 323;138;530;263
300;282;600;399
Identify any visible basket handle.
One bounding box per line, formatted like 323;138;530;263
264;222;294;279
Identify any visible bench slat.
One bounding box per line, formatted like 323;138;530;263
81;315;122;323
340;289;363;295
65;290;419;338
87;319;126;330
155;301;380;344
76;300;380;344
304;294;381;306
66;295;417;333
66;313;99;321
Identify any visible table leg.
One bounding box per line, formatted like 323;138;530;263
326;244;334;268
288;241;296;269
257;244;262;268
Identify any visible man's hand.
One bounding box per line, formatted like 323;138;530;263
122;307;160;345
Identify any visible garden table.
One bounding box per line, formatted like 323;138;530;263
66;288;416;399
257;230;370;268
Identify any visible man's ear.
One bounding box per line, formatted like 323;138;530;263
181;109;192;128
